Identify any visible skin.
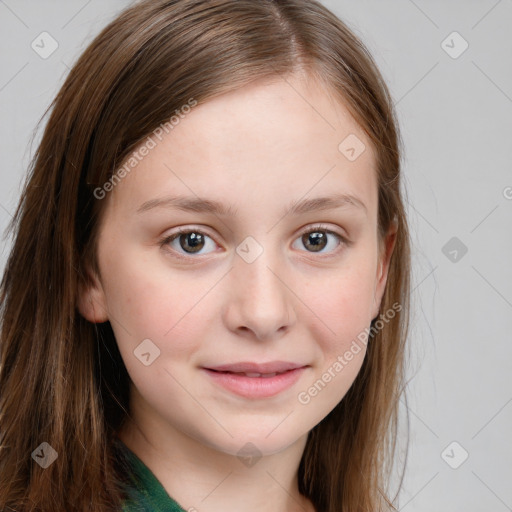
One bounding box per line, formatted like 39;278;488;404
79;72;396;512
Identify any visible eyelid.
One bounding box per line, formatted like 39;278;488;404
294;223;351;256
165;223;350;241
297;223;349;241
160;223;351;260
159;225;219;260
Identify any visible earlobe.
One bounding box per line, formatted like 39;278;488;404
77;269;109;324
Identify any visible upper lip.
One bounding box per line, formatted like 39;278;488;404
203;361;308;374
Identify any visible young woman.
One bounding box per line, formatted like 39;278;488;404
0;0;411;511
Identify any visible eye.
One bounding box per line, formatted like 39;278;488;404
292;224;348;255
160;227;217;258
160;224;349;261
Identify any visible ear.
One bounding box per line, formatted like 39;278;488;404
371;217;398;320
77;266;109;323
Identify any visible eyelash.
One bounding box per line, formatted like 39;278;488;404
159;224;350;261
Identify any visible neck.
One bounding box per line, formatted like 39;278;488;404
118;416;315;512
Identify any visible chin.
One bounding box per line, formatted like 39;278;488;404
202;424;308;459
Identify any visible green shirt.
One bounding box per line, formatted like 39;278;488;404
114;437;186;512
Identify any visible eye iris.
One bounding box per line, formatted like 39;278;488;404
179;232;204;253
173;230;333;255
303;231;327;252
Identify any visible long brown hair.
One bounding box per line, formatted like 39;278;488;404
0;1;411;510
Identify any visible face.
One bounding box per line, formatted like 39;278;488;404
79;73;396;457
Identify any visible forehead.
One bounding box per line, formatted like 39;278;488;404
107;74;378;220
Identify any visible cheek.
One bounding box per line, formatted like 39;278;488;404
294;267;374;414
100;247;214;357
302;263;376;353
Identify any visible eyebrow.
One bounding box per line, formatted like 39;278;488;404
136;192;367;217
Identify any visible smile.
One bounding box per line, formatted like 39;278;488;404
201;366;308;399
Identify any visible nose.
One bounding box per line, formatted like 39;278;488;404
223;245;296;341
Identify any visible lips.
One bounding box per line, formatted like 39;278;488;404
209;370;285;378
201;361;309;398
203;361;307;375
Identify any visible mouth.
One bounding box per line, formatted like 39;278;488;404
203;360;307;374
206;369;292;378
201;362;309;399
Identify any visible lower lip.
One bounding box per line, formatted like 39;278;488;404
201;367;307;399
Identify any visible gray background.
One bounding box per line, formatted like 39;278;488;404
1;1;511;511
